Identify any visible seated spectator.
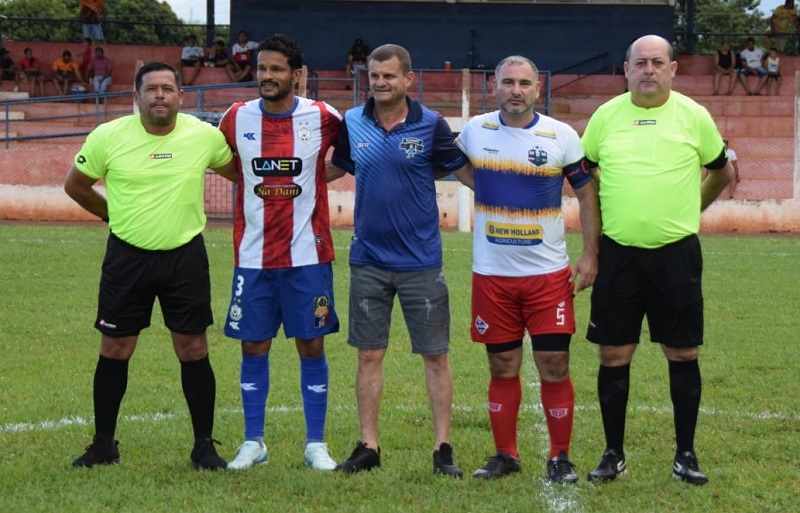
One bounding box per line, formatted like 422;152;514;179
179;34;205;85
345;37;370;88
736;37;766;95
724;139;740;199
79;0;105;43
77;37;93;79
764;0;798;53
226;31;258;83
713;41;738;95
760;47;781;95
19;47;46;97
0;48;20;92
206;39;230;68
87;46;112;93
52;50;84;96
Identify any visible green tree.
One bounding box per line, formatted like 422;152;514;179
674;0;788;55
0;0;75;42
103;0;188;45
0;0;222;45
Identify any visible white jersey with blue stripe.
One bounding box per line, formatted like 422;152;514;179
457;110;591;277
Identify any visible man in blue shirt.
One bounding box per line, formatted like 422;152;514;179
328;43;472;477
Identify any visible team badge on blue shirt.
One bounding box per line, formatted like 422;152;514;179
528;147;548;166
400;137;424;158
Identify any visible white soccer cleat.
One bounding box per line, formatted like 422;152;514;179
227;440;268;470
304;442;337;470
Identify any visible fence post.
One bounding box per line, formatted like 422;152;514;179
794;70;799;200
457;67;473;233
299;65;308;98
461;68;470;124
458;184;472;233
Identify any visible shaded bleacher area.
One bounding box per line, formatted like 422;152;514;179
1;43;796;204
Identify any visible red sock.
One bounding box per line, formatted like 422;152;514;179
541;376;575;459
488;375;521;459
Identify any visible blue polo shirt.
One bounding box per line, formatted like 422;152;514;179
332;97;467;271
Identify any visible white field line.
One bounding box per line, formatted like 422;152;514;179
1;398;795;513
5;402;791;513
3;402;796;436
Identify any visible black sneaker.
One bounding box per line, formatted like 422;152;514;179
472;451;521;479
587;448;627;482
72;435;120;468
190;438;227;470
672;450;708;486
334;441;381;473
547;451;579;484
433;443;463;478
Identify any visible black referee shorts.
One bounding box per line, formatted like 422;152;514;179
95;233;213;337
586;234;703;348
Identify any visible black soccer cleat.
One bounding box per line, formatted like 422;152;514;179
547;450;579;484
433;443;463;478
72;435;120;468
191;438;227;470
587;448;627;482
672;450;708;486
334;441;381;473
472;451;522;479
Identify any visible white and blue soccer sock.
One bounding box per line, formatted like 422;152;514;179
240;352;269;443
300;354;329;443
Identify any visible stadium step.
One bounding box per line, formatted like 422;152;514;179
0;111;25;120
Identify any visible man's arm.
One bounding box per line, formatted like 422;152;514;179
700;161;733;211
451;162;474;190
326;162;346;183
211;157;239;183
571;179;601;292
64;164;108;221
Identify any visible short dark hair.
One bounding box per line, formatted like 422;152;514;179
746;37;755;44
258;33;304;70
368;44;412;74
62;50;72;58
134;62;180;93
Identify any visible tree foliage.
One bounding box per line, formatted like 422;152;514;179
0;0;228;46
0;0;75;42
1;0;774;54
674;0;790;55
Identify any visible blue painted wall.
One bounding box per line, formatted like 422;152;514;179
230;1;673;72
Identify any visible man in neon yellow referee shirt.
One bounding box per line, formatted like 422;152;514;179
64;61;237;470
580;35;732;486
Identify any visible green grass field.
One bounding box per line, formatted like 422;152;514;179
0;223;798;513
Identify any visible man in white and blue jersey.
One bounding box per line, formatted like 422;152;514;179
457;55;600;484
328;43;473;477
